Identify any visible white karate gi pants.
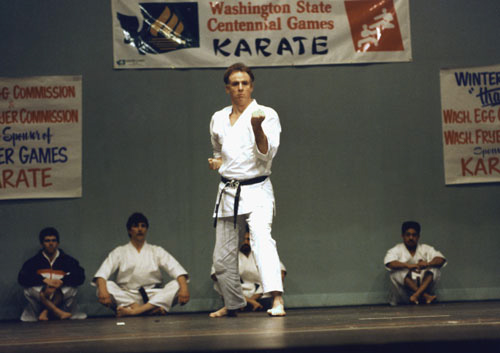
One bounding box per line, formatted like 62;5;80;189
213;204;283;310
103;279;180;312
388;268;441;306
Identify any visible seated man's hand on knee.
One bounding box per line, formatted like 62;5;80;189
98;291;113;306
178;288;190;305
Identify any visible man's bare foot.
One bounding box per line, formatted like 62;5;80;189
250;302;263;311
409;294;419;304
56;310;72;320
116;305;136;317
209;307;228;318
38;310;49;321
267;303;286;316
149;307;167;316
424;294;437;304
268;296;286;316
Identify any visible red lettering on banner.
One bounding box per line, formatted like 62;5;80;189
287;17;334;30
344;0;404;52
442;109;471;124
0;110;19;124
443;130;473;145
474;108;496;123
475;129;500;144
0;168;53;189
474;159;488;175
490;158;500;174
296;1;332;14
1;169;15;188
461;157;500;176
13;85;76;100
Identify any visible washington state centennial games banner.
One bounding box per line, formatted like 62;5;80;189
0;76;82;200
440;64;500;185
112;0;412;69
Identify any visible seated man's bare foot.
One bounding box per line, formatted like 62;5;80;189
249;302;263;312
409;294;419;305
116;305;136;317
38;310;49;321
209;307;228;318
149;307;167;316
56;310;72;320
424;294;437;304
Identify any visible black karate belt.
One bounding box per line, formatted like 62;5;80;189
139;287;149;303
213;175;268;229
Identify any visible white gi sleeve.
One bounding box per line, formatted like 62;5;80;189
254;106;281;162
210;114;223;160
383;244;402;271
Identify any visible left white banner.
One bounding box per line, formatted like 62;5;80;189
0;76;82;200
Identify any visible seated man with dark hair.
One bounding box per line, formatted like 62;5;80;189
93;212;190;317
384;221;447;305
18;227;86;321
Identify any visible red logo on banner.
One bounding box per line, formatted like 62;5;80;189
344;0;404;52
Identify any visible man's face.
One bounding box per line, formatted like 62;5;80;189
225;71;253;106
402;228;420;249
128;222;148;242
41;235;59;255
240;231;251;255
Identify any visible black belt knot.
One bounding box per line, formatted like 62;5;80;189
214;175;268;228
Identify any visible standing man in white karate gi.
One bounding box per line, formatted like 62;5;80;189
93;212;190;317
384;221;446;305
208;63;285;317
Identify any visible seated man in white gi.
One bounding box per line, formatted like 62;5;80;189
210;225;286;317
93;212;190;317
384;221;446;305
18;227;86;322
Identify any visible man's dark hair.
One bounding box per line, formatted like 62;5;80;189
126;212;149;231
402;221;421;235
223;63;254;84
39;227;60;244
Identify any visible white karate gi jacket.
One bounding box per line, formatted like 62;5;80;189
210;99;281;217
93;242;188;290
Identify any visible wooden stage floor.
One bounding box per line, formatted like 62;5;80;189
1;301;500;353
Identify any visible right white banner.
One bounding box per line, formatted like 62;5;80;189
440;63;500;185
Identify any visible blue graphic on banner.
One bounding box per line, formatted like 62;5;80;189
117;2;200;55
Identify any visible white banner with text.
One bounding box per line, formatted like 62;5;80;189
0;76;82;199
112;0;412;68
440;64;500;185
